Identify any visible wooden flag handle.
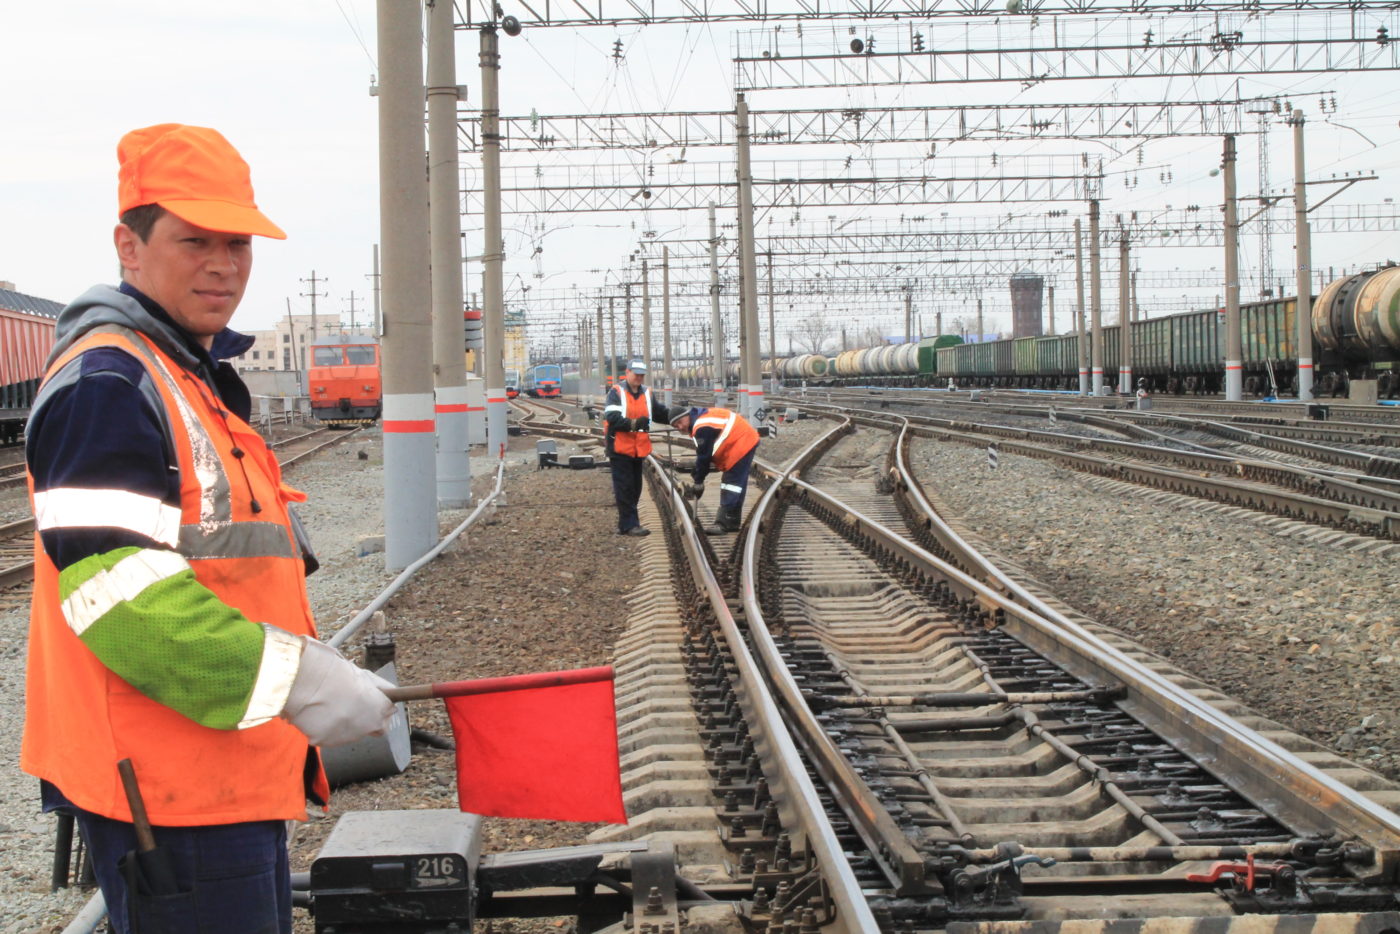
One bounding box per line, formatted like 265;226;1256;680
382;665;614;703
116;758;157;853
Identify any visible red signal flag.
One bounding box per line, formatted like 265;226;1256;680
421;666;627;824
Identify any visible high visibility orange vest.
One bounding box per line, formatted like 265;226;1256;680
610;385;654;458
692;407;759;471
22;325;326;825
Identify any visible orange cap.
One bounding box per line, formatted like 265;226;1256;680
117;124;286;240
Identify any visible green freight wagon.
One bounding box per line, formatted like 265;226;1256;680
1012;337;1040;378
918;335;963;378
1036;333;1079;386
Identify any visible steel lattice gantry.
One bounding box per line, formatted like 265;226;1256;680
462;154;1098;214
459;1;1400;28
456;96;1288;152
732;12;1400;90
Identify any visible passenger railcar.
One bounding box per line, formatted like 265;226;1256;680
307;336;382;424
523;363;562;398
505;368;521;399
1;291;62;446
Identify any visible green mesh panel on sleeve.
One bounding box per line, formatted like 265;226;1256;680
57;547;264;730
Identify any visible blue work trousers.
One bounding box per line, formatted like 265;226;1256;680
609;455;646;532
72;806;291;934
715;447;757;510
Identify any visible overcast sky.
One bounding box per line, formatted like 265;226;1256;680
3;3;1397;347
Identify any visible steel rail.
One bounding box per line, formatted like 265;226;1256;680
791;399;1400;534
742;423;940;895
278;426;363;470
0;462;26;489
784;434;1400;883
646;428;879;932
2;431;359;595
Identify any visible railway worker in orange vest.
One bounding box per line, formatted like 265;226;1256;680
667;404;761;534
603;360;669;535
21;124;396;933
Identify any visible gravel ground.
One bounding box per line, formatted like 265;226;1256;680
0;419;629;933
908;435;1400;782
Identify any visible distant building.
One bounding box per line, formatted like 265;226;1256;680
1009;268;1045;338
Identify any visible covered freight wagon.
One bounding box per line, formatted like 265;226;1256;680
1;289;62;445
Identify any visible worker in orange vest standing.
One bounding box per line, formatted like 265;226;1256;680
667;404;761;534
603;360;670;535
21;124;396;933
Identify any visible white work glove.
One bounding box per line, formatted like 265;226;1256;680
281;637;397;748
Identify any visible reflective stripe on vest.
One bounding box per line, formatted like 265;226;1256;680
34;488;182;547
693;406;757;471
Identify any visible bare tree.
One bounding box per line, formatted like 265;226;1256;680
790;311;835;354
857;325;886;347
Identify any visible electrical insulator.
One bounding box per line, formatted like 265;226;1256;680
913;32;925;51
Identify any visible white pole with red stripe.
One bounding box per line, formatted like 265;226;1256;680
1223;134;1244;401
428;0;471;508
378;0;438;569
480;24;509;457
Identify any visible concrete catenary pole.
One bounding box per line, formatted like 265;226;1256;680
624;283;633;362
1075;219;1088;395
1223;134;1244;401
904;289;913;344
370;243;382;335
976;298;984;345
641;259;651;373
1291;107;1315;401
663;247;674;407
735;94;763;426
608;297;618;388
1047;284;1055;336
377;0;436;569
479;24;508;458
1118;227;1132;394
579;316;590;403
427;0;470;508
1089;201;1104;395
767;251;776;392
595;304;605;402
708;205;725;406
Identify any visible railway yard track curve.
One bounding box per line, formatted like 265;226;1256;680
1;396;1397;932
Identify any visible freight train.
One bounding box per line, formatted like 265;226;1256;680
1;289;62;446
307;335;382;425
706;268;1397;399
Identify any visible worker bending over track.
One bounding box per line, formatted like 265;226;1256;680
668;404;760;534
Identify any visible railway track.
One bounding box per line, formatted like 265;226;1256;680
610;414;1400;931
775;396;1400;542
0;425;358;597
